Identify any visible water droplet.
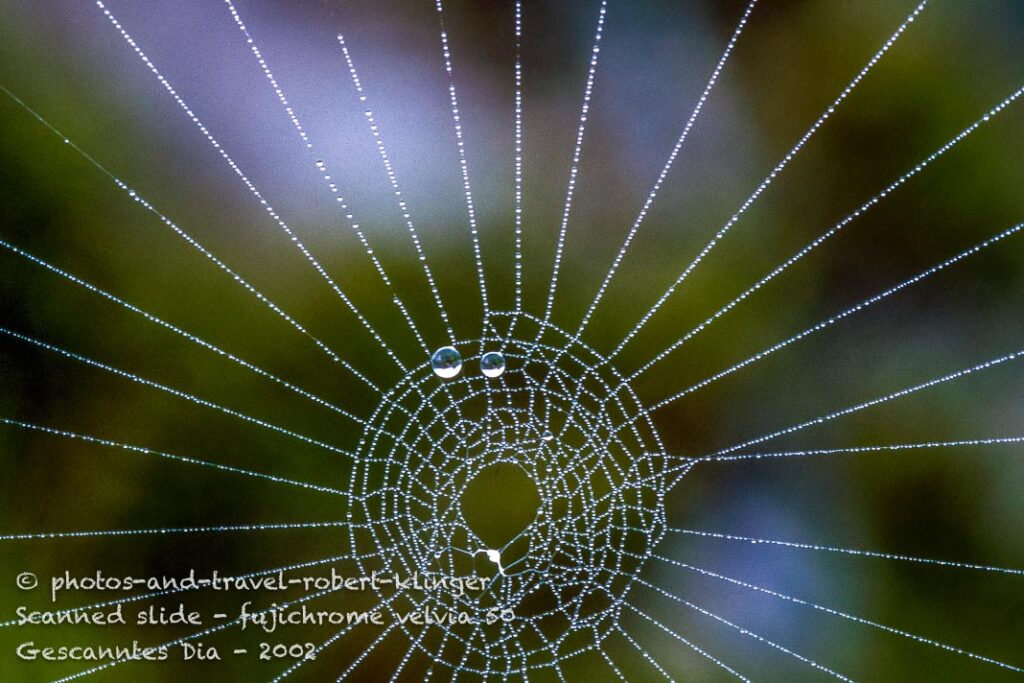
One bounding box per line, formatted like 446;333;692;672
431;346;462;379
541;430;554;442
480;351;506;378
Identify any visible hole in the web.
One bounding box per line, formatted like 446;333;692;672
461;462;540;549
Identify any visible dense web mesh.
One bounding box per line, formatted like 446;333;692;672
345;312;670;675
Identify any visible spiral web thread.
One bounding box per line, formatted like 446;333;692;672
0;0;1022;680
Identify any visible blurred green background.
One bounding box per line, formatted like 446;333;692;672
1;0;1022;680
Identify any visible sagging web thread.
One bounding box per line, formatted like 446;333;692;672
0;0;1021;679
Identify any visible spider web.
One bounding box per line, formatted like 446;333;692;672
0;0;1022;680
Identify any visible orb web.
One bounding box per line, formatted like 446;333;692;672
0;0;1021;680
345;313;671;675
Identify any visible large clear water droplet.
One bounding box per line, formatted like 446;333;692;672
431;346;462;379
541;430;554;442
480;351;506;378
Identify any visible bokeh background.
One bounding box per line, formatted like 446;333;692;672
1;0;1022;680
